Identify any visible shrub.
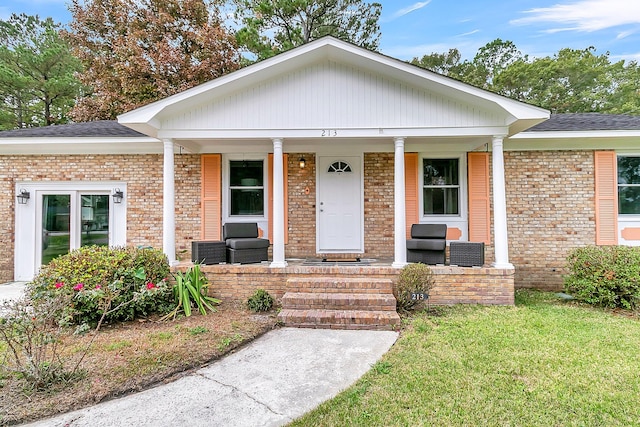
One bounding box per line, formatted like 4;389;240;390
396;263;434;311
247;289;274;312
0;295;86;390
564;245;640;309
28;246;173;326
163;264;221;319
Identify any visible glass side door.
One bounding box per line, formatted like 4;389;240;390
40;192;110;266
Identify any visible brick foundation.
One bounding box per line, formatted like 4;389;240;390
185;263;515;306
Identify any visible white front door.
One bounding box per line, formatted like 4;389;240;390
317;156;363;252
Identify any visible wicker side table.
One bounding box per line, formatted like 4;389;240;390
191;241;226;265
450;242;485;267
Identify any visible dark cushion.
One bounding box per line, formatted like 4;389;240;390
411;224;447;239
223;223;258;240
406;239;446;251
226;237;270;250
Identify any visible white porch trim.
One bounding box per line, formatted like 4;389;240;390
392;137;408;268
162;139;177;265
491;135;513;269
270;138;288;268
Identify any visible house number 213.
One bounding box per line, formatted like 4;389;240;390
321;129;337;137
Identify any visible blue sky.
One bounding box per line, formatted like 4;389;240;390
2;0;639;62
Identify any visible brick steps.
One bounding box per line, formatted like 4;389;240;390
277;277;400;331
278;309;400;330
286;277;394;294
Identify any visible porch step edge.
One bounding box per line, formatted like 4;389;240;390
281;292;397;311
286;277;394;293
277;308;401;331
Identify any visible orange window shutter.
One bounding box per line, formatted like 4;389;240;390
468;152;491;244
201;154;221;240
404;153;419;239
595;151;618;245
268;154;289;244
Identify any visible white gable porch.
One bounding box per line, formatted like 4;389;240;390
119;37;549;270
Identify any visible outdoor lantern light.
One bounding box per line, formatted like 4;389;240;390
299;157;306;169
16;189;30;205
112;188;124;204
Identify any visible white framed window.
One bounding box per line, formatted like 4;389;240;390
14;181;127;281
222;154;268;223
422;157;464;217
618;155;640;215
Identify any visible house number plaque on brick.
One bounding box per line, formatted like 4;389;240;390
411;293;429;300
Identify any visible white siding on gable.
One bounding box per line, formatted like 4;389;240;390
162;60;502;131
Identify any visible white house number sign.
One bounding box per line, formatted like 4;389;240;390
321;129;338;137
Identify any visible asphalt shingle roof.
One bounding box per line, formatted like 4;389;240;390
1;114;639;138
0;120;145;138
526;113;640;132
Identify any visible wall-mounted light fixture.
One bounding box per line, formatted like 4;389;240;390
112;188;124;204
299;157;306;169
16;189;30;205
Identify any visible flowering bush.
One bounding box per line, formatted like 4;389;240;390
29;246;173;326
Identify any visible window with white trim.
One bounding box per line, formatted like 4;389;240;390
229;160;264;216
618;156;640;214
423;158;460;215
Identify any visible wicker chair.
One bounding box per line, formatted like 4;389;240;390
406;224;447;265
223;223;270;264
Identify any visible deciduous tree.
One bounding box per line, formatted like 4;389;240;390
0;14;81;129
233;0;382;61
66;0;241;120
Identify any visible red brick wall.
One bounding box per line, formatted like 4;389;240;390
504;150;596;290
364;153;395;257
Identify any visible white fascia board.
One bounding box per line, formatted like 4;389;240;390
507;130;640;151
160;126;510;140
0;137;162;155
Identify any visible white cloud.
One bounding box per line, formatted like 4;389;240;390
511;0;640;33
456;29;480;37
386;1;432;21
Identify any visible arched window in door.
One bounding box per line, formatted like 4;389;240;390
327;161;352;173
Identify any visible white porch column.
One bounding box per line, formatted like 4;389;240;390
392;137;408;268
162;139;177;265
491;135;513;268
270;138;288;268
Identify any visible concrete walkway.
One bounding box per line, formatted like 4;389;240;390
0;281;27;304
21;327;398;427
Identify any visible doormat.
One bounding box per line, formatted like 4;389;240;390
302;258;372;266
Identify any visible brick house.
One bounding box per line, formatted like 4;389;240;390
2;37;639;307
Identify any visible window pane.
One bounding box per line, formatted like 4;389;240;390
424;159;458;185
619;186;640;215
424;188;459;215
42;195;70;265
231;189;264;215
230;161;263;186
81;195;109;247
618;157;640;185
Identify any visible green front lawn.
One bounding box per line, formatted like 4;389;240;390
291;291;640;426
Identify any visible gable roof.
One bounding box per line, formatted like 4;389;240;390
526;113;640;132
118;36;549;139
0;120;145;138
